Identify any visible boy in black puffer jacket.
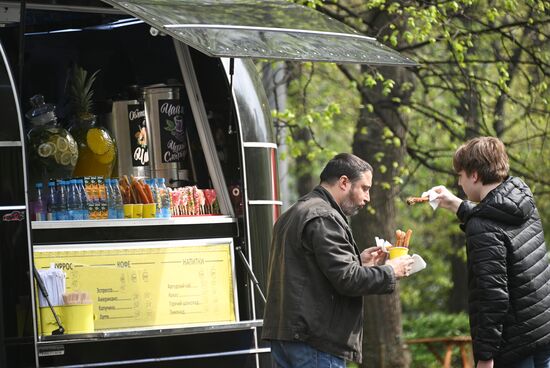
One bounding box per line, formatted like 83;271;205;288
434;137;550;368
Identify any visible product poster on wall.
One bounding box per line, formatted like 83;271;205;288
157;98;192;164
127;103;149;167
34;239;238;331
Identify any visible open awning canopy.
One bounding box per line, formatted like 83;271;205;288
101;0;417;66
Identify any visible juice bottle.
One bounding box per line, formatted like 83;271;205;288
97;177;108;219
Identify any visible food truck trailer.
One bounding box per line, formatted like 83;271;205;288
0;1;415;367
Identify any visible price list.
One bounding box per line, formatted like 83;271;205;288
34;241;236;330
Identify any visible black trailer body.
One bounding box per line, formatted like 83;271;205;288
0;1;415;367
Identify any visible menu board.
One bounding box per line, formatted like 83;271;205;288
33;239;237;331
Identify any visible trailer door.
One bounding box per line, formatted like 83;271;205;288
101;0;416;66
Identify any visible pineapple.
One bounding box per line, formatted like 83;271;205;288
67;65;117;178
67;65;100;121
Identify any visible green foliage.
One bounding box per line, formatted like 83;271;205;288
398;203;463;311
279;0;550;316
292;0;323;8
403;313;470;368
269;61;360;196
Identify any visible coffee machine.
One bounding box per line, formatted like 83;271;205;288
106;84;195;186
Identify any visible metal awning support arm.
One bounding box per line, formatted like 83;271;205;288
173;41;234;216
235;245;266;305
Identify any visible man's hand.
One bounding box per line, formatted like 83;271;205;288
477;359;494;368
432;185;463;213
360;247;387;267
386;256;415;278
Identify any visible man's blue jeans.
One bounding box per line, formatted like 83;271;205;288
516;348;550;368
270;340;346;368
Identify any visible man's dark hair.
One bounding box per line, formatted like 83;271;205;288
320;153;373;185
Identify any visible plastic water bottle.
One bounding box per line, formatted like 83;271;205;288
77;179;90;220
157;178;171;218
55;180;69;221
34;182;47;221
106;179;118;219
111;179;124;219
144;179;155;217
151;178;161;218
67;179;83;220
46;180;56;221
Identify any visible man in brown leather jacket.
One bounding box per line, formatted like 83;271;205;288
262;153;414;368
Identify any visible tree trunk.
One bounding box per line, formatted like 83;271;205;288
295;128;315;196
352;65;410;368
448;83;481;313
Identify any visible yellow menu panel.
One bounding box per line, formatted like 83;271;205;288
34;240;236;330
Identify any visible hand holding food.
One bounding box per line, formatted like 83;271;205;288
375;228;426;276
432;185;463;213
386;255;415;278
360;247;387;267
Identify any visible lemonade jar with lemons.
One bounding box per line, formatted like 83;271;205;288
67;66;117;178
70;117;117;177
26;94;79;184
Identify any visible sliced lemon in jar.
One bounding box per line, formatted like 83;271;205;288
54;150;63;164
55;136;70;152
97;146;115;164
58;151;72;166
86;128;110;155
37;142;55;157
70;154;78;166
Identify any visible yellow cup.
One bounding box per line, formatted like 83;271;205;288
143;203;156;218
123;204;134;219
40;304;94;335
133;203;144;218
389;246;409;259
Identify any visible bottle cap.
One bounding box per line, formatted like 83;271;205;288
35;182;43;189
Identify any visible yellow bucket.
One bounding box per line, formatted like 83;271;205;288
40;304;94;335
